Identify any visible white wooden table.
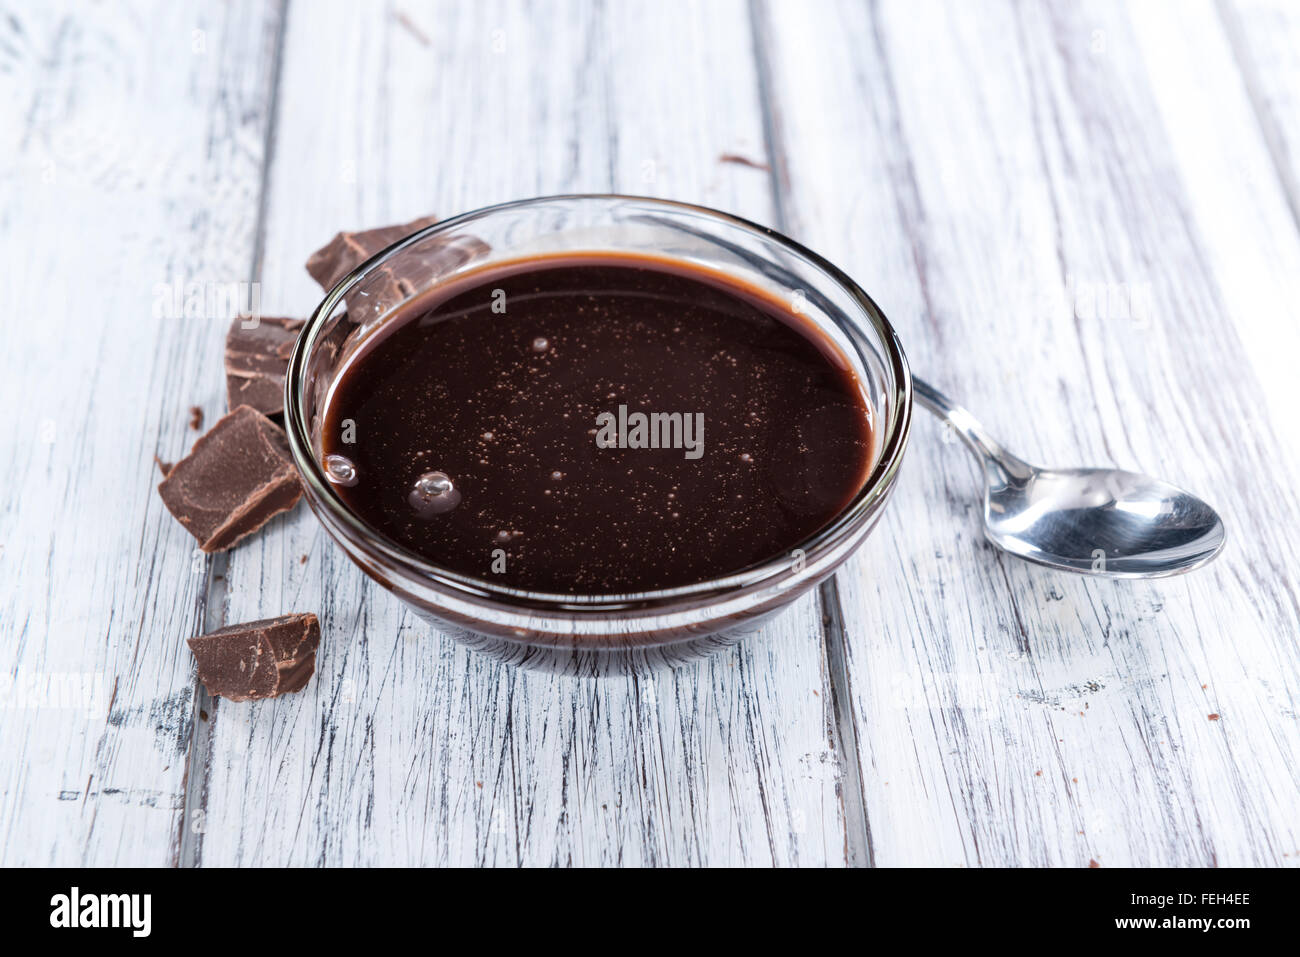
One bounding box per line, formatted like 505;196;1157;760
3;0;1299;867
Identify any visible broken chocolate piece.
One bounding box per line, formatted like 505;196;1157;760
305;215;490;326
188;613;320;701
224;315;304;417
305;215;440;291
158;405;302;552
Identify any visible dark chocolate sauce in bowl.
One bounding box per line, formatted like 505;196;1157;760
321;252;875;594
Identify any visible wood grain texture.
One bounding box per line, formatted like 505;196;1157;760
1141;0;1300;476
1;0;1297;867
190;0;852;867
755;0;1300;866
0;0;284;864
1220;0;1300;235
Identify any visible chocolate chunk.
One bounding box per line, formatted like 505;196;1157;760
158;405;302;552
305;215;489;326
224;315;304;417
187;613;320;701
305;215;440;291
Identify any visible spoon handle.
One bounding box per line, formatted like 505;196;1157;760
912;377;1032;484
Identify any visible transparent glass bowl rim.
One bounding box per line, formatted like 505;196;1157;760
284;194;913;612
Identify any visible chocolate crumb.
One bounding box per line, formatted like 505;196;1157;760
189;405;204;430
719;152;770;171
394;9;431;45
300;554;308;564
154;455;173;478
1088;859;1100;868
1208;713;1220;721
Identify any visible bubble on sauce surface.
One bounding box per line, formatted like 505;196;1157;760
325;454;359;487
531;337;550;353
408;470;462;517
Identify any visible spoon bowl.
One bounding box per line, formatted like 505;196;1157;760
985;465;1226;577
915;378;1226;578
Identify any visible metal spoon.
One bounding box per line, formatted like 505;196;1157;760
913;378;1225;577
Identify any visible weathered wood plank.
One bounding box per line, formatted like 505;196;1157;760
1139;0;1300;475
756;0;1300;865
192;0;852;867
0;0;284;865
1220;0;1300;232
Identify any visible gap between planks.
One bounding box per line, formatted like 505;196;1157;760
175;0;291;869
749;0;874;867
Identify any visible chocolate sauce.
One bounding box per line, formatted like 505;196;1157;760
321;253;875;593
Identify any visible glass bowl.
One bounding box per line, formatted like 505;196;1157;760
285;195;912;676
